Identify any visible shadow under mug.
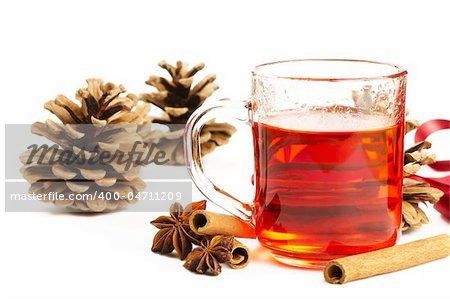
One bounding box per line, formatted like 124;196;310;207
185;59;407;268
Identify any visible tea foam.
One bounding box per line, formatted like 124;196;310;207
261;109;394;132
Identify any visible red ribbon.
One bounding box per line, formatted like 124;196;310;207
414;119;450;171
412;119;450;220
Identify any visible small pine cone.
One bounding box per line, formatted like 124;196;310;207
401;120;443;231
140;61;236;164
140;61;218;124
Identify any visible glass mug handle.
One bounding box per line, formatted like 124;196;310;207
184;98;254;222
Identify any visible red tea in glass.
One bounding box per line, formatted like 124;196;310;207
186;59;407;268
253;109;404;266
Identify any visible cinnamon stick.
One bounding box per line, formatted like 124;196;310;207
227;239;250;269
324;234;450;284
189;210;256;238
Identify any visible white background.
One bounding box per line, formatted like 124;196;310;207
0;1;449;299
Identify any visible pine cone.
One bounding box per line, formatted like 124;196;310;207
401;120;444;231
20;79;152;212
140;61;236;164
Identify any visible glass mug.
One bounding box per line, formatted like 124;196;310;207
185;59;407;268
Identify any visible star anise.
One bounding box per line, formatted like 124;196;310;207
183;235;234;276
150;200;206;259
